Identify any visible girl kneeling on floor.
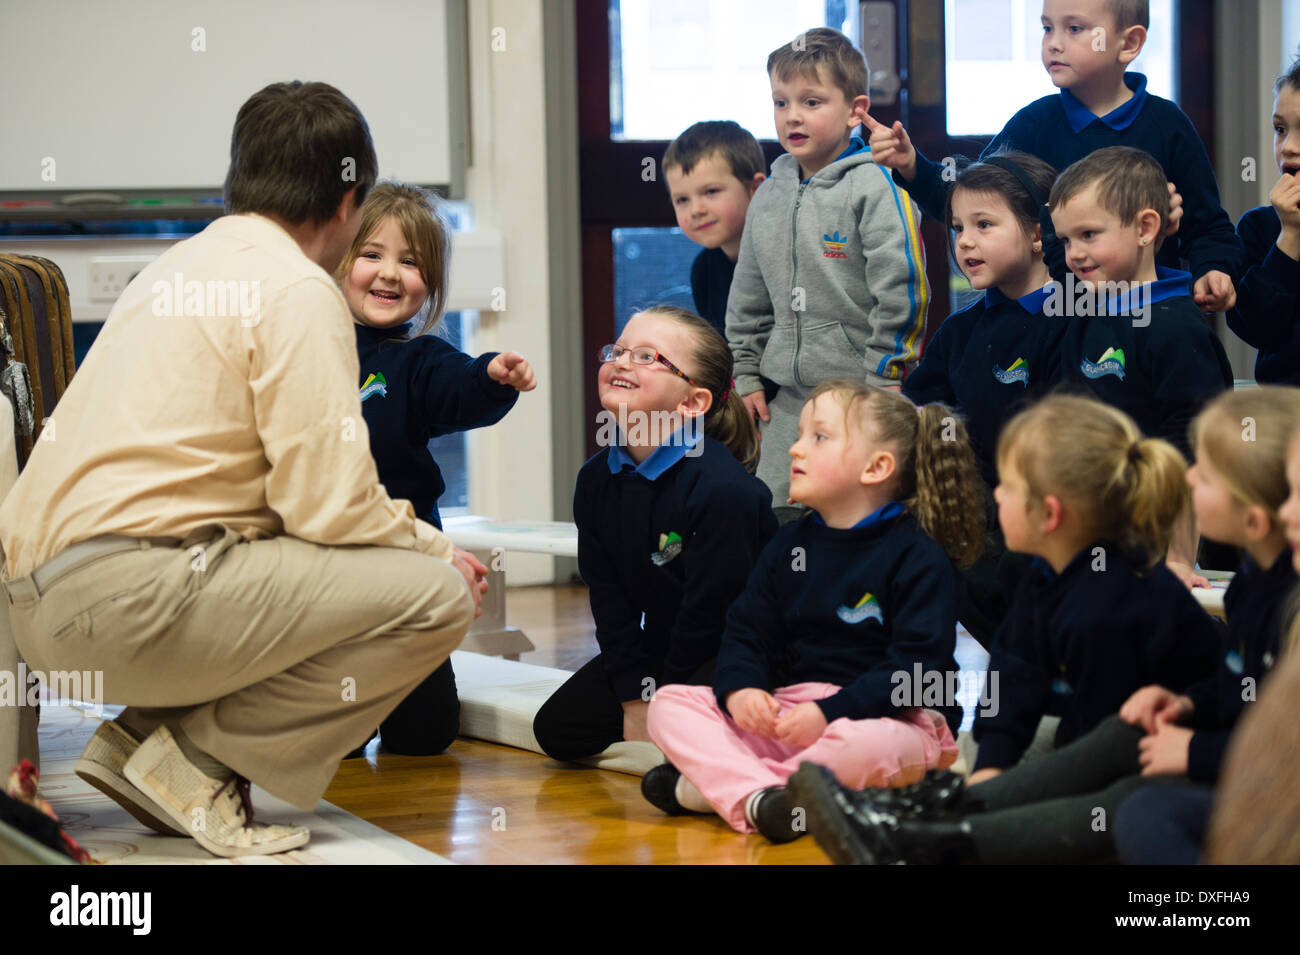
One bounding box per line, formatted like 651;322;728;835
644;382;985;841
532;306;777;763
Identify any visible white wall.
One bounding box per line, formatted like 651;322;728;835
462;0;562;585
1;0;573;586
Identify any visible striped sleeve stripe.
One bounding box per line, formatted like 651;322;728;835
874;165;928;378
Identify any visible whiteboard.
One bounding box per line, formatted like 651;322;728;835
0;0;466;196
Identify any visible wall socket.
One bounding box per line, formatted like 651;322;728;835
87;256;157;303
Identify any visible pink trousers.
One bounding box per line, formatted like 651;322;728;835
647;682;958;833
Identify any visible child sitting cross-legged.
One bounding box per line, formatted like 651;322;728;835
642;383;984;843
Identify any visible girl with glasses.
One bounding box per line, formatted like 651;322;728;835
532;306;776;765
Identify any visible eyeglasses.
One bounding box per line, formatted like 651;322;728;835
599;343;699;387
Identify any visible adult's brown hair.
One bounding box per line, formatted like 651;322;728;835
224;81;378;227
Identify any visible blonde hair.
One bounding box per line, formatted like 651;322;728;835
1198;389;1300;654
335;180;450;338
636;306;759;473
806;381;985;568
1193;386;1300;519
996;394;1187;566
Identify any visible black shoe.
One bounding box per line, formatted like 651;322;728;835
789;762;976;865
749;787;805;844
641;763;704;816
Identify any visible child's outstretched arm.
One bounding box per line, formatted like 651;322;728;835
411;336;525;436
726;213;775;419
856;170;929;386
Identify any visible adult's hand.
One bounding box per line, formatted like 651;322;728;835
451;547;489;617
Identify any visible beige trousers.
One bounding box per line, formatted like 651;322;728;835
2;524;473;809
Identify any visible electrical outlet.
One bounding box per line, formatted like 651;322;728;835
87;256;156;303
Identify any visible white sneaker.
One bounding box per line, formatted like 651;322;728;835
123;726;310;858
75;720;185;837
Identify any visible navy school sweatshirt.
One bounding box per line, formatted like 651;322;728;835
356;321;518;528
1226;206;1300;385
898;73;1244;285
712;504;965;734
1185;549;1297;782
574;435;777;702
903;284;1066;487
690;247;734;338
1051;270;1233;462
973;545;1222;771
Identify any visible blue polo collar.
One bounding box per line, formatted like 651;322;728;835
1061;72;1148;134
811;500;905;529
985;283;1054;316
1094;266;1190;314
606;425;703;480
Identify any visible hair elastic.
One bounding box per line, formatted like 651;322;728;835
1128;442;1142;463
720;378;735;403
981;156;1055;248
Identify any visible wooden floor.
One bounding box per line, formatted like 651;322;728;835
322;584;831;864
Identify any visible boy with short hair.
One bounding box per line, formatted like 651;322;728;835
868;0;1242;312
663;121;767;336
727;27;929;512
1049;146;1232;460
1226;53;1300;386
1049;145;1233;577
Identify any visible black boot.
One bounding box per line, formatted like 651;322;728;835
789;762;979;864
788;763;979;824
864;768;980;819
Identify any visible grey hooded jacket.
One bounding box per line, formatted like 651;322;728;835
725;145;929;394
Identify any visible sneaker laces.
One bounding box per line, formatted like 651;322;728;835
216;774;255;827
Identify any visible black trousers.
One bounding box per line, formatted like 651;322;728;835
964;715;1189;864
532;654;714;763
1114;782;1214;864
349;658;460;757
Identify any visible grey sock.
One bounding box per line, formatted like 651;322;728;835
173;727;233;782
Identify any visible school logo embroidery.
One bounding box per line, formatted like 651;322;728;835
821;230;849;259
992;357;1029;386
1080;347;1126;381
650;532;683;566
360;372;388;402
1051;664;1074;696
837;592;883;624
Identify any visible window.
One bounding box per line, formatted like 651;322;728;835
611;227;698;337
611;0;855;143
944;0;1176;136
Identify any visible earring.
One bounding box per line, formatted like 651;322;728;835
1140;237;1149;246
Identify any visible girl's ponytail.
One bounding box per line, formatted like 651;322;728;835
1120;436;1192;563
913;403;986;568
707;386;760;474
